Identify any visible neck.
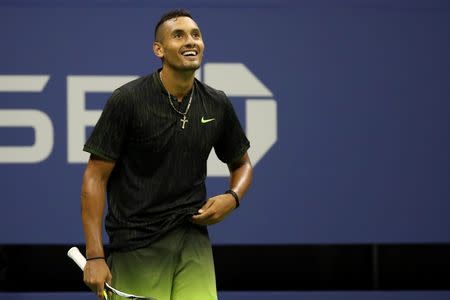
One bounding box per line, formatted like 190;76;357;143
160;66;195;101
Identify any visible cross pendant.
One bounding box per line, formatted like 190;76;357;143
180;115;188;129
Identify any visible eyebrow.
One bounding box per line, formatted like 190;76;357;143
171;28;201;35
171;29;184;35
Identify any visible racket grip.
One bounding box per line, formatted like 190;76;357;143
67;247;87;270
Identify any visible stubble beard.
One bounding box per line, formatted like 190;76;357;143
164;55;202;73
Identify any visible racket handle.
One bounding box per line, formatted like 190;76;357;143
67;246;87;270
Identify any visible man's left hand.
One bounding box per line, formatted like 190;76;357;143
191;194;237;225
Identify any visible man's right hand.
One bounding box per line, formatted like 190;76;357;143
83;259;112;299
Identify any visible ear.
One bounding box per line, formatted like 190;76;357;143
153;42;164;59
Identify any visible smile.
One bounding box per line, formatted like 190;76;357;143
182;50;198;57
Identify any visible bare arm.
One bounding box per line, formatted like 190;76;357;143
81;154;115;299
227;152;253;202
192;152;253;225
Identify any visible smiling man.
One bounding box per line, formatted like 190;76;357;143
80;9;253;300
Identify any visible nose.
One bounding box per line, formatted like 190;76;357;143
185;34;196;47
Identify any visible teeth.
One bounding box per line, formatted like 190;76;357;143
183;51;197;56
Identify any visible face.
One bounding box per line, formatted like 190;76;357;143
153;16;205;72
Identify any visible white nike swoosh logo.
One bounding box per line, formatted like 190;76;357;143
201;117;215;124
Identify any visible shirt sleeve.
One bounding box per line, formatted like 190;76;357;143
83;88;131;161
214;93;250;164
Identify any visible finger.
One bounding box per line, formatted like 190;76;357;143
97;288;106;299
83;265;96;292
191;215;210;225
96;282;105;299
83;277;97;293
191;215;209;225
192;209;214;221
198;199;215;214
192;213;217;225
106;271;112;286
83;269;90;288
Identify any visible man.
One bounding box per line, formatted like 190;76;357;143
80;9;253;300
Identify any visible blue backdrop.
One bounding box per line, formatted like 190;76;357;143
0;0;449;245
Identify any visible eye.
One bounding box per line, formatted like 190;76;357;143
192;32;201;39
173;32;184;39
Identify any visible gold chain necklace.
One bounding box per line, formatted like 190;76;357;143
159;72;194;129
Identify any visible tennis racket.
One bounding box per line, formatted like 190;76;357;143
67;247;156;300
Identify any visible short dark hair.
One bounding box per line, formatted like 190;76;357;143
154;9;194;41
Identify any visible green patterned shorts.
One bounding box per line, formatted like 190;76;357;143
108;224;217;300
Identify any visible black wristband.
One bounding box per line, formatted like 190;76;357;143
225;189;240;208
86;256;105;261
